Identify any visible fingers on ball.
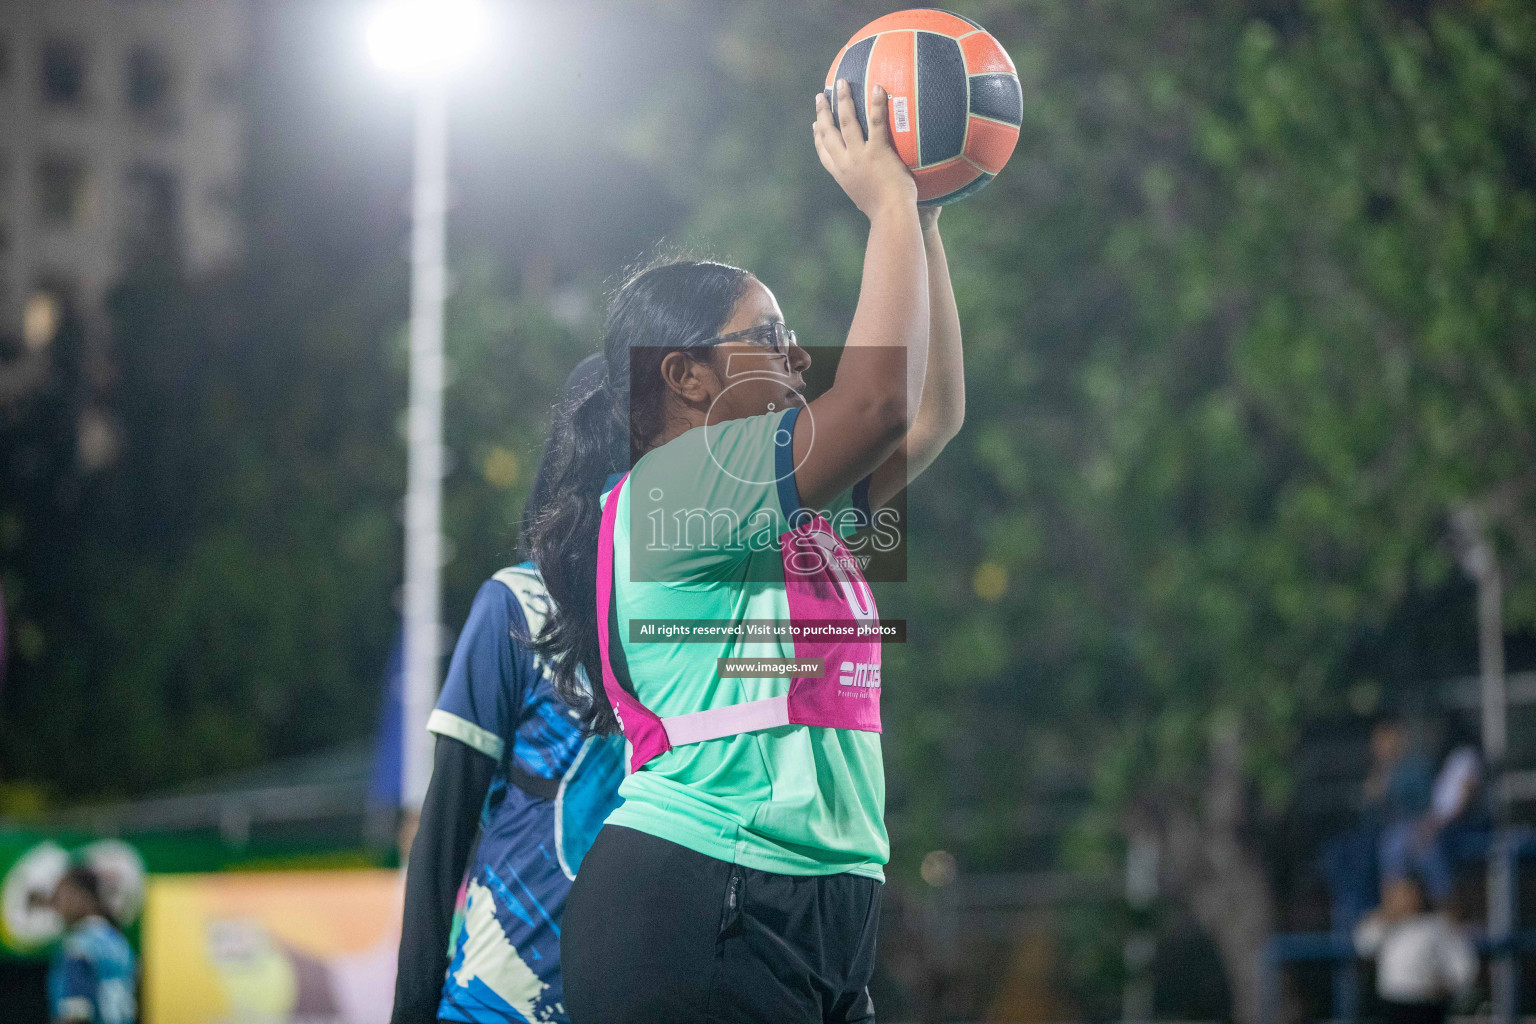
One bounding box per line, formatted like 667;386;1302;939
813;103;842;151
835;80;863;146
868;87;887;126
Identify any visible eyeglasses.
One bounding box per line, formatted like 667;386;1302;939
702;321;798;357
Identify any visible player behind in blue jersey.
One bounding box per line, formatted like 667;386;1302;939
391;355;626;1024
47;865;136;1024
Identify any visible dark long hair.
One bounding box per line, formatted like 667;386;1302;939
519;353;606;559
526;259;750;733
59;864;115;928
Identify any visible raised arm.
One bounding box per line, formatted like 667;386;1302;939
868;205;965;508
794;81;929;512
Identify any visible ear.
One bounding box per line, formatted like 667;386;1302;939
657;350;718;406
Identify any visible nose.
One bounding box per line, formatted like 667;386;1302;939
789;342;811;374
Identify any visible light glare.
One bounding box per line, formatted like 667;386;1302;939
368;0;487;77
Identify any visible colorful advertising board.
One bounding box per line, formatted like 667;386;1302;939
142;869;402;1024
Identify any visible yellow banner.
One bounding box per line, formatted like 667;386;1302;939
143;869;402;1024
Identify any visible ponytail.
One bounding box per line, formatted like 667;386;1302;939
526;377;625;732
527;259;749;733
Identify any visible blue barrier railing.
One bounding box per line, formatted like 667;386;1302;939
1261;930;1536;1024
1260;828;1536;1024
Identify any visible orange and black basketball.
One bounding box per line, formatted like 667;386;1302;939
824;9;1021;205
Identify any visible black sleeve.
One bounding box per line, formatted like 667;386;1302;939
391;735;498;1024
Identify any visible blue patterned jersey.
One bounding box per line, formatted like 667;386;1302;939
427;564;625;1024
48;916;136;1024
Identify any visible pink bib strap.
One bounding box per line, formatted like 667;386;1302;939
596;472;881;772
595;473;672;772
662;696;791;747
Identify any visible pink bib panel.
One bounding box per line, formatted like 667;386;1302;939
595;473;882;772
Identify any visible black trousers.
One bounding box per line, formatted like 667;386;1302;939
1380;999;1449;1024
562;825;881;1024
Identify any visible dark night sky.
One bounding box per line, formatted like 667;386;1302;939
242;0;703;298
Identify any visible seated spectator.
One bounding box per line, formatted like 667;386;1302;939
1429;731;1488;849
1354;874;1477;1024
1381;726;1488;906
1323;714;1431;927
1364;714;1434;833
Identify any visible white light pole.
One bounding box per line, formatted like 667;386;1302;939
369;0;486;814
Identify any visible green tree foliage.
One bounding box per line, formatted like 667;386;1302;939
0;255;588;796
1;256;401;793
643;0;1536;1016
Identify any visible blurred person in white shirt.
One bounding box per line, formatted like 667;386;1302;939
1355;874;1477;1024
1380;729;1487;907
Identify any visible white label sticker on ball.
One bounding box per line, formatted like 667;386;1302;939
891;96;910;133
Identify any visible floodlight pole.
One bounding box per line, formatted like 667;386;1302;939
402;78;449;815
1452;506;1513;1024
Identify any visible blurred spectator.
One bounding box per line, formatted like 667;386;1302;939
47;865;136;1024
1431;741;1483;827
1363;714;1435;833
1353;875;1476;1024
1381;729;1487;906
1323;715;1432;927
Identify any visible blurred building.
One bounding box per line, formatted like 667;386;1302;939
0;0;246;350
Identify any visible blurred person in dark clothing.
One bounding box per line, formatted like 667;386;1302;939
47;865;135;1024
1323;714;1434;927
1363;714;1435;832
1382;725;1488;907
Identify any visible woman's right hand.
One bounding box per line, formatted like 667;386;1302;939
813;81;917;219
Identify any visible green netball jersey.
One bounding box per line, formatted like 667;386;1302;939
603;408;888;880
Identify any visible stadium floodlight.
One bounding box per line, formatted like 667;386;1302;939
367;0;487;78
367;0;486;819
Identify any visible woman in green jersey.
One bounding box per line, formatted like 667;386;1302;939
527;81;965;1023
